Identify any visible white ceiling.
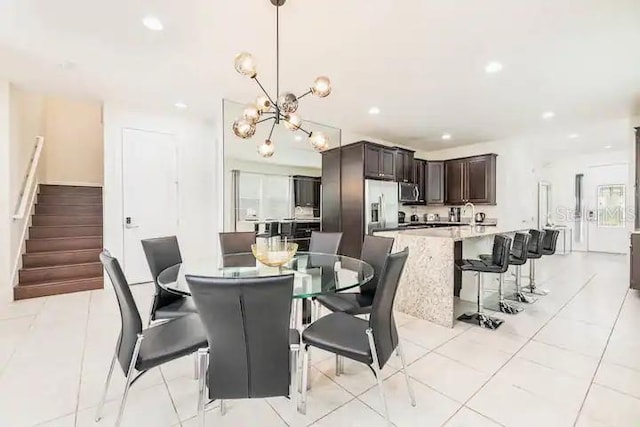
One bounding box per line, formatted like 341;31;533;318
0;0;639;151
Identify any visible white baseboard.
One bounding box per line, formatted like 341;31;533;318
42;180;103;187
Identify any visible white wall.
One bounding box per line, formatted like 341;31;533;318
0;81;10;297
8;85;45;289
103;104;219;285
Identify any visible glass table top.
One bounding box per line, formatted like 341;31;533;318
157;252;374;299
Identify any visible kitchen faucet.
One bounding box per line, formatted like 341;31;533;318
464;202;476;226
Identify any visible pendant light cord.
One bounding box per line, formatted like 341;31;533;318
276;3;279;101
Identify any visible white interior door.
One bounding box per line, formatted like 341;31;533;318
585;163;628;254
122;128;179;283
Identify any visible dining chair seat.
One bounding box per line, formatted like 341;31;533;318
315;293;374;316
153;297;197;321
136;314;208;372
302;312;372;365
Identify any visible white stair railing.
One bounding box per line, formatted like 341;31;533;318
13;136;45;220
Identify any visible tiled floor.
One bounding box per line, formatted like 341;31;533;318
0;252;638;426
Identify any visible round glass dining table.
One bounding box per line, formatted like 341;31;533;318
157;252;374;299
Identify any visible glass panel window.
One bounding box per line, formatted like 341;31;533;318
597;184;625;228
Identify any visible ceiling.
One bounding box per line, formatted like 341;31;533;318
0;0;639;151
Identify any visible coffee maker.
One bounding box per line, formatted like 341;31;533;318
449;207;461;223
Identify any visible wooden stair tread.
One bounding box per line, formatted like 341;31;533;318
14;276;104;299
24;248;101;256
27;236;102;241
31;225;102;229
20;261;101;272
17;275;103;287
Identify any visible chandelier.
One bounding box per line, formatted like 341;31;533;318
231;0;332;158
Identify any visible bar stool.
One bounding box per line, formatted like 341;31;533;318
505;232;535;305
521;229;548;295
457;234;512;330
480;233;530;314
542;229;561;257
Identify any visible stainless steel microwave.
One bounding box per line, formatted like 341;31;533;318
398;182;419;202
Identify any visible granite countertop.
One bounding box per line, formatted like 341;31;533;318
244;218;321;224
372;219;497;233
379;225;527;241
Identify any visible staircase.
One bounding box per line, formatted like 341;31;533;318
14;185;104;300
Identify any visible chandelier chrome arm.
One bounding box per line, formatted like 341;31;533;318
253;77;276;108
297;89;312;100
256;116;277;125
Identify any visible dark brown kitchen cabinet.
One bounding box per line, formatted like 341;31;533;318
414;159;426;203
631;234;640;290
426;161;444;205
444;154;497;205
395;148;415;183
364;144;396;180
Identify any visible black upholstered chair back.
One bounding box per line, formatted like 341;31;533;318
219;232;256;255
491;235;512;273
543;229;560;254
99;251;143;374
359;235;395;295
309;231;343;255
186;274;295;400
369;248;409;369
141;236;183;311
528;229;545;256
511;232;531;263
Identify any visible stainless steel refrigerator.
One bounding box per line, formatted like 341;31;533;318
364;180;399;234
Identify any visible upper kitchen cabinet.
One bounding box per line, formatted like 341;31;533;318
395;148;415;183
414;159;426;204
426;161;444;205
364;143;396;180
293;175;321;209
444;154;497;205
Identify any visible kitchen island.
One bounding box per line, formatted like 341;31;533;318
375;225;527;328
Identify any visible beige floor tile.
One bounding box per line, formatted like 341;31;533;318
409;352;490;403
35;413;76;427
580;384;640;427
399;318;467;350
311;399;388;426
516;340;599;379
181;399;286;427
534;316;610;358
444;407;502;427
359;372;461;426
467;377;576;427
315;356;398;396
594;361;640;399
435;333;514;375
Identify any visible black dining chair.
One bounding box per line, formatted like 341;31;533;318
309;231;343;255
96;251;207;427
314;235;395;375
300;248;415;424
219;231;256;255
185;274;302;423
141;236;197;325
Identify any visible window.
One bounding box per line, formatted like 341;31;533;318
597;184;625;228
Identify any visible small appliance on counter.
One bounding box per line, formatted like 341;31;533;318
449;207;461;223
410;213;420;223
398;211;406;224
425;213;440;222
475;212;486;223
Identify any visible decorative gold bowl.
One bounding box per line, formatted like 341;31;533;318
251;243;298;267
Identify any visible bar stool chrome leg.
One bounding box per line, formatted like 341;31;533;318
510;264;536;303
523;259;550;296
497;272;522;314
457;273;504;330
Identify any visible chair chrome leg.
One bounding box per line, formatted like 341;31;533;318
290;347;300;413
366;328;391;426
115;334;143;427
95;348;118;422
300;346;309;415
220;400;226;416
457;273;503;330
197;348;208;427
396;340;416;407
335;354;341;376
193;352;199;380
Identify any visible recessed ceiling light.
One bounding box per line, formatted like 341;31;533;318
294;135;303;142
604;145;612;149
441;133;452;140
568;133;579;139
174;102;187;109
484;61;503;74
142;16;164;31
541;111;555;120
368;107;380;115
